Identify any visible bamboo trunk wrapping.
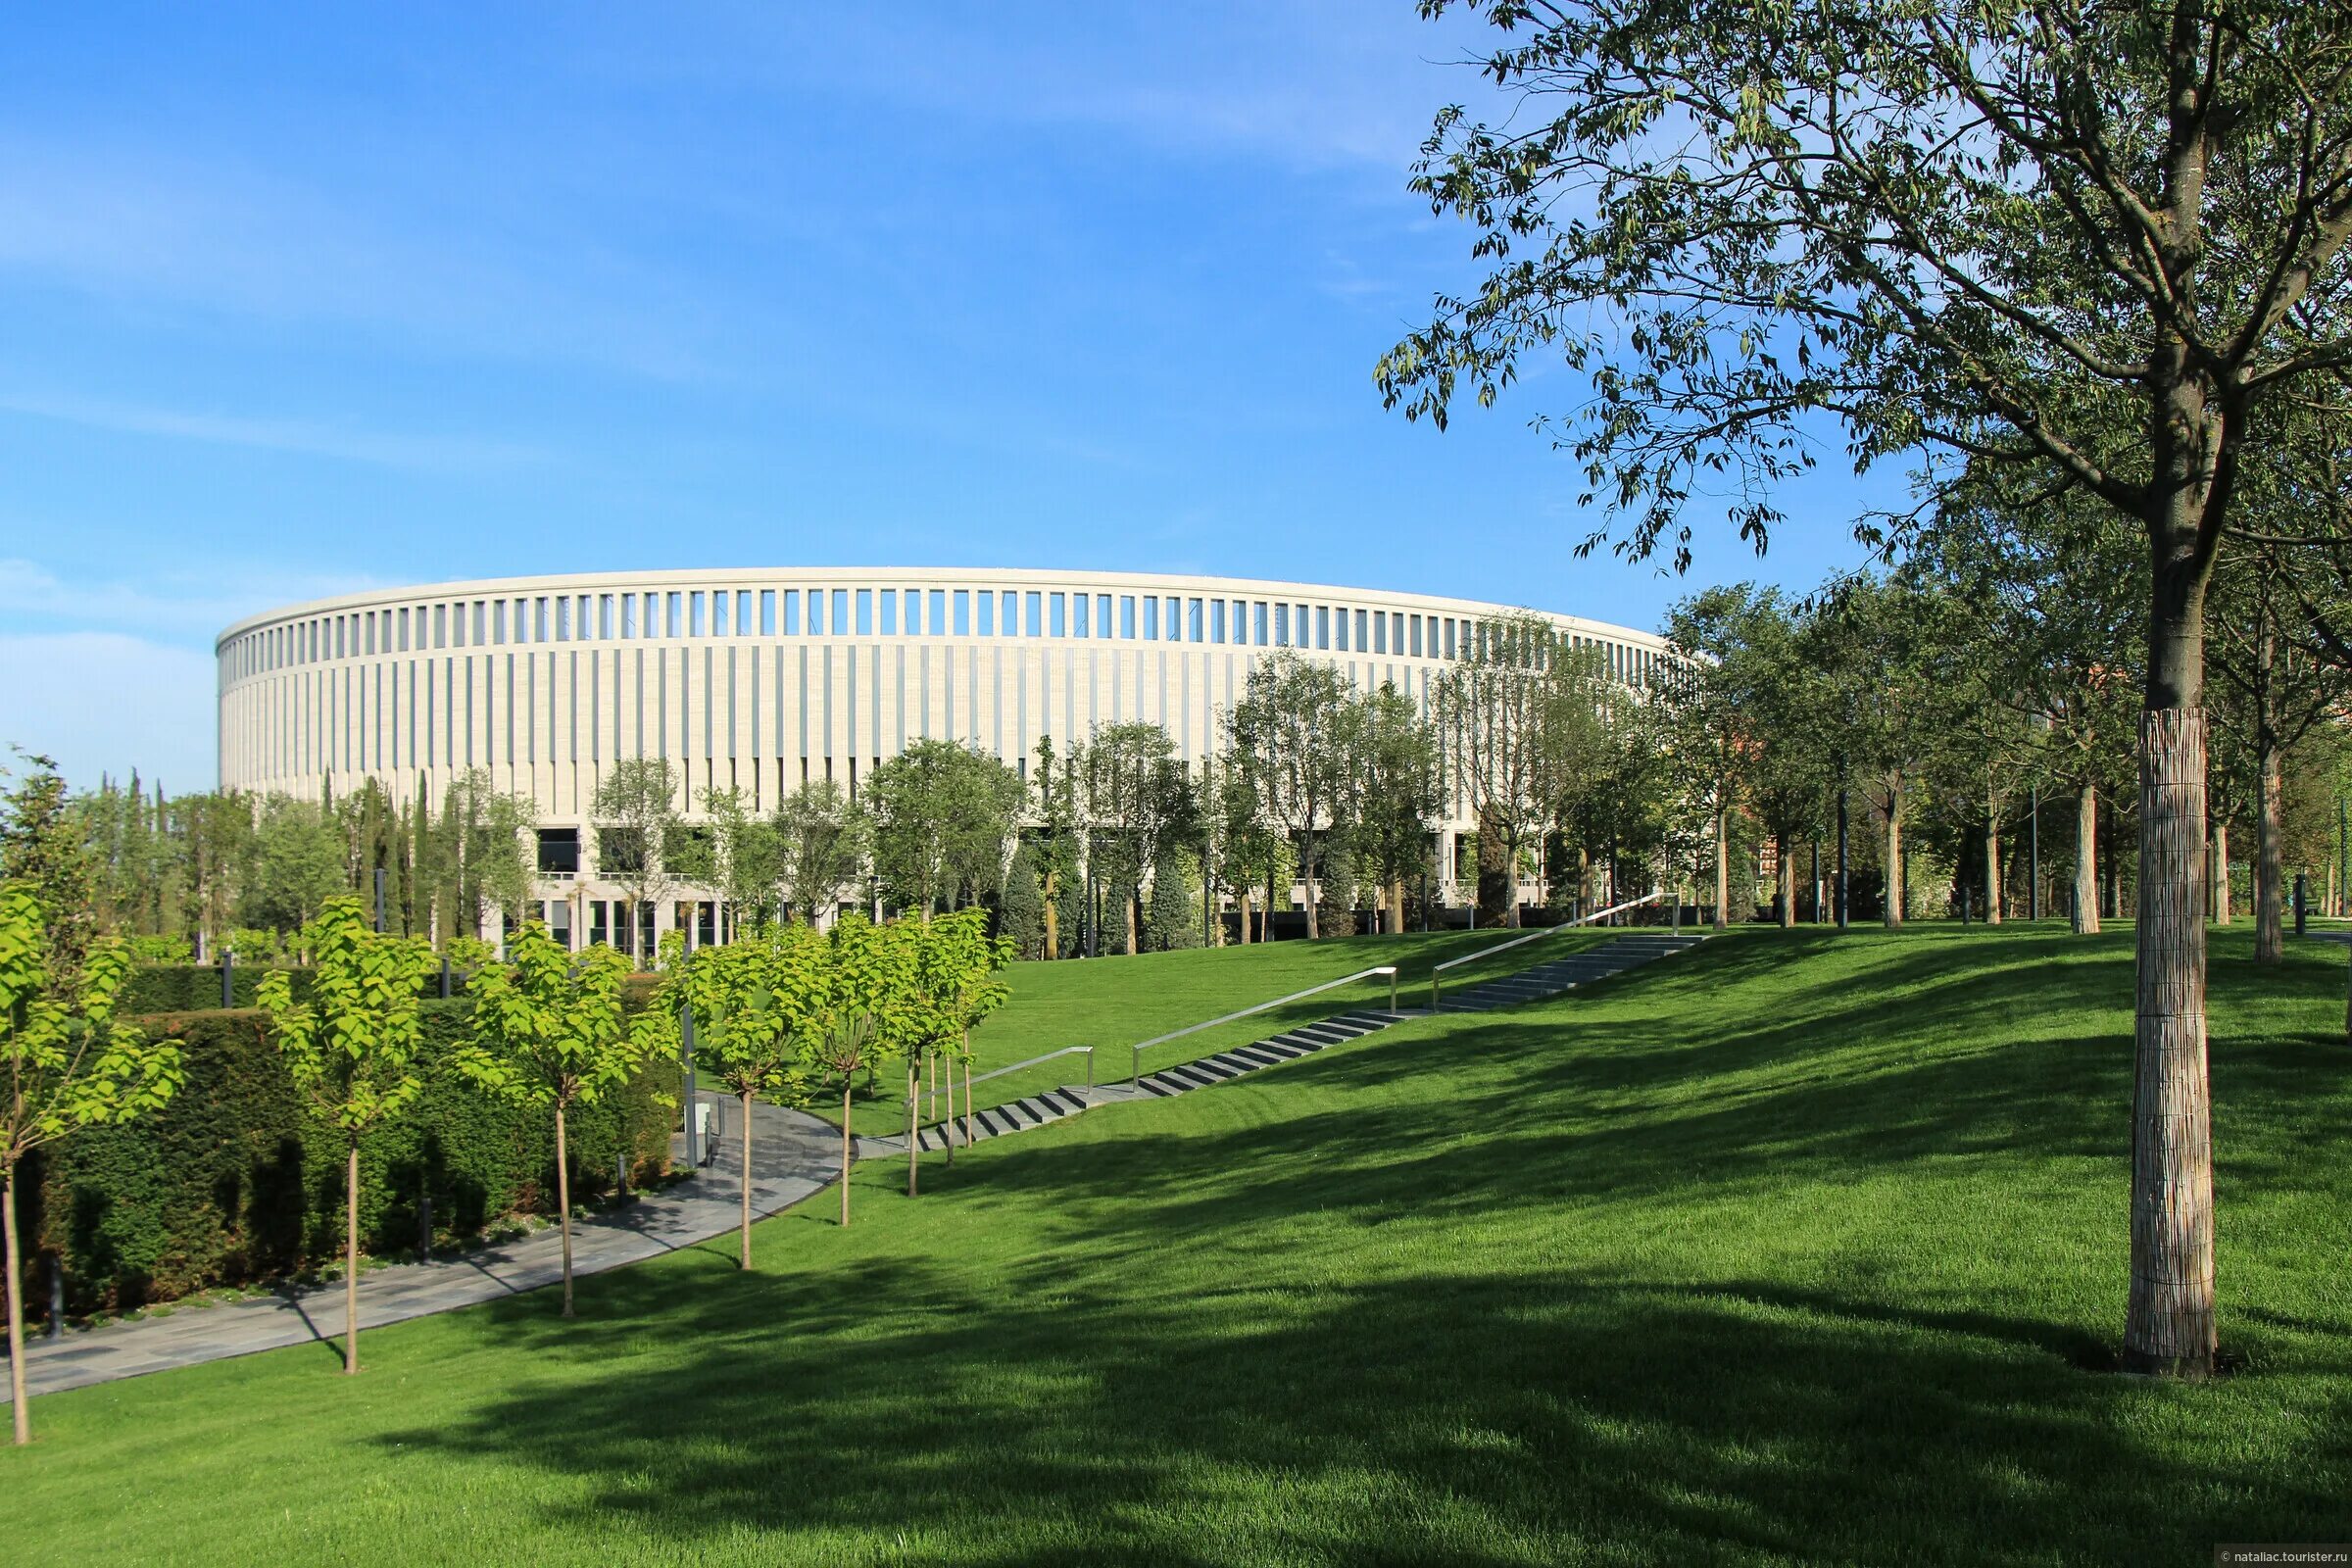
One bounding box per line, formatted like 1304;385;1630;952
2127;708;2217;1376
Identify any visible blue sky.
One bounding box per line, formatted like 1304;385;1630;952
0;2;1895;790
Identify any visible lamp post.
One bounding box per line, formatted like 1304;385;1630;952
678;1002;700;1168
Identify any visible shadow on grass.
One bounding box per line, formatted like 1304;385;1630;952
375;924;2352;1563
380;1249;2347;1565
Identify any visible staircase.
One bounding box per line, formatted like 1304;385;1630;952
892;930;1709;1155
1434;931;1708;1013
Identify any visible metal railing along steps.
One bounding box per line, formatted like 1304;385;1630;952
888;923;1710;1156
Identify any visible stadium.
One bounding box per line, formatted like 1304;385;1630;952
216;567;1669;940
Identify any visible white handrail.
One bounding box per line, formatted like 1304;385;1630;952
1130;963;1398;1085
1430;891;1662;1008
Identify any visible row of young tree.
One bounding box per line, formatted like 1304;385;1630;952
1663;466;2352;954
0;862;1011;1446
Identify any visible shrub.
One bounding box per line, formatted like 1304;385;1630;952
19;999;678;1314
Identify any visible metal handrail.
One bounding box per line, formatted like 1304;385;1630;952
967;1043;1098;1095
1129;963;1398;1086
1429;891;1662;1009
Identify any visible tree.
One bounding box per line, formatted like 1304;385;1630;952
998;841;1048;960
1659;598;1749;929
641;926;823;1267
866;741;1024;915
1228;653;1362;939
1919;478;2146;933
1383;0;2352;1378
1812;574;1953;928
590;760;685;960
458;929;648;1317
1079;723;1196;955
255;897;436;1376
240;795;347;935
1433;613;1602;927
701;786;785;936
434;770;537;944
1031;738;1084;956
772;778;868;926
1349;682;1443;934
1145;847;1204;952
802;913;913;1228
1;885;181;1444
907;906;1013;1181
1;752;100;998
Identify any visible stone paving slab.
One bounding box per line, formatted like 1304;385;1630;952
6;1092;840;1403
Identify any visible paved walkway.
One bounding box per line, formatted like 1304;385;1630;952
7;1092;841;1402
9;928;1710;1401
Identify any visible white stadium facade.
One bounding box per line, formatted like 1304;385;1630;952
217;567;1669;945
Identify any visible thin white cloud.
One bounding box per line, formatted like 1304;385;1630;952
0;632;217;791
0;558;381;642
0;135;730;381
0;391;546;471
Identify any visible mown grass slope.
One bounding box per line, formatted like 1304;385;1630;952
8;923;2347;1566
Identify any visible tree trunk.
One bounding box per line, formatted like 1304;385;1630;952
1985;792;2003;925
343;1141;361;1375
1712;808;1729;931
2074;785;2101;935
1776;833;1794;928
2213;820;2232;925
2256;735;2284;961
739;1090;754;1268
2129;706;2216;1377
6;1161;27;1445
555;1102;574;1318
1883;778;1904;928
1125;885;1140;955
1302;837;1321;940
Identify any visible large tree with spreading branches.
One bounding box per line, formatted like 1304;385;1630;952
1379;0;2352;1379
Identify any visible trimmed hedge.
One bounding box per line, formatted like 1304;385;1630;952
18;998;679;1314
118;961;487;1014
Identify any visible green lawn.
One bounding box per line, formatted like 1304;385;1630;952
9;922;2349;1565
825;925;1611;1137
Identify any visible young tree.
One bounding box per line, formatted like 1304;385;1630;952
802;913;913;1228
458;928;648;1317
701;785;784;936
1;753;101;997
255;897;436;1375
2209;546;2352;960
1228;653;1363;939
0;885;181;1444
867;740;1024;915
430;770;537;943
641;926;823;1267
590;759;685;960
910;906;1013;1171
772;777;869;926
1350;682;1443;935
1432;613;1593;927
240;795;348;935
1383;0;2352;1378
1079;722;1196;955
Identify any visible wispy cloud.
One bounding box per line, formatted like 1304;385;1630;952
0;391;546;470
0;558;381;642
0;135;732;381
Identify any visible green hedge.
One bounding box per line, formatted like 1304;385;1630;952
18;999;679;1314
118;961;493;1014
